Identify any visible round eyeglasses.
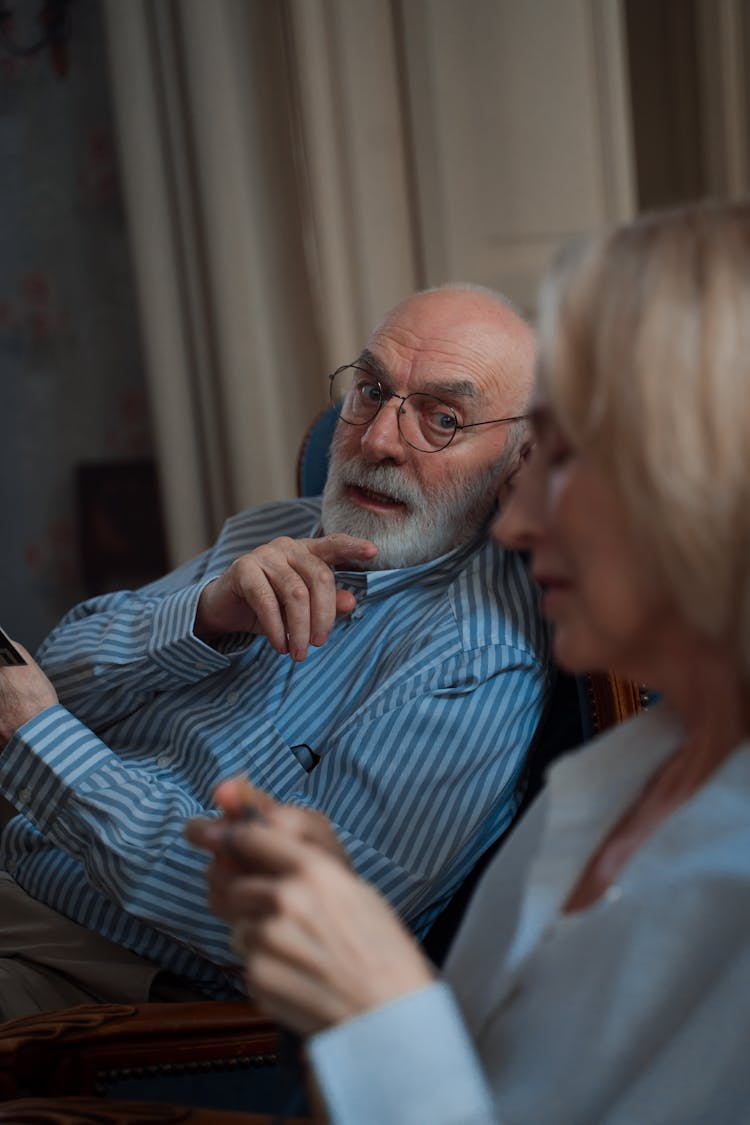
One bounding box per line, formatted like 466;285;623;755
328;364;528;453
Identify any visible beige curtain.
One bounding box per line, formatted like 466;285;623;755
103;0;418;566
104;0;659;570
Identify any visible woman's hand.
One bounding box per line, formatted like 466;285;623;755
186;777;353;871
186;793;435;1036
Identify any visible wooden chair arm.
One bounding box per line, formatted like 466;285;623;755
0;1097;311;1123
0;1001;280;1101
586;671;650;731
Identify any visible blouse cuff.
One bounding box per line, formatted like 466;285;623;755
308;982;497;1125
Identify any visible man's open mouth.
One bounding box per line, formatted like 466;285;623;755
346;484;408;512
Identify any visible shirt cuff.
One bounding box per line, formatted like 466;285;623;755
308;983;497;1125
148;578;251;677
0;705;113;828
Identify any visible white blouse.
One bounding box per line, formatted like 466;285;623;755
309;707;750;1123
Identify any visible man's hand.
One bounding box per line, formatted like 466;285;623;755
0;643;59;749
194;534;378;661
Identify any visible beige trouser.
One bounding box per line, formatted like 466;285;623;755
0;872;206;1021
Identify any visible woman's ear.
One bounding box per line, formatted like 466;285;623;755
517;438;534;468
500;440;534;502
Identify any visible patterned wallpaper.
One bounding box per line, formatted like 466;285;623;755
0;0;155;649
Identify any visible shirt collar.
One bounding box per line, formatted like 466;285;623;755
309;518;490;600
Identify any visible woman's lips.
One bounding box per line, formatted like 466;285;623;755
533;574;573;612
346;484;408;514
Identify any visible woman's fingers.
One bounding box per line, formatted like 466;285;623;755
222;864;436;1033
187;793;435;1036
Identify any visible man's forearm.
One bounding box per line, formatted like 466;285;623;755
36;581;240;726
0;708;242;967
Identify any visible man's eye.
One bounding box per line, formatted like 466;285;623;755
355;381;382;404
423;407;457;433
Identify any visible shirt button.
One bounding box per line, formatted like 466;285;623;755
156;754;171;769
226;691;239;705
604;884;622;903
19;787;32;803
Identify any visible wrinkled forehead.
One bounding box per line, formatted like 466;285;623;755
361;298;533;411
353;346;481;406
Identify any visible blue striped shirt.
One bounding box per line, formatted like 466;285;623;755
0;498;549;999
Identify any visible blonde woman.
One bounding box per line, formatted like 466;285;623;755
188;199;750;1123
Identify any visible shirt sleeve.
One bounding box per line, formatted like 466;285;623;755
308;983;499;1125
33;498;322;726
33;551;246;730
0;705;238;966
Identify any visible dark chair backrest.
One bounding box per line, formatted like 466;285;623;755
296;406;338;498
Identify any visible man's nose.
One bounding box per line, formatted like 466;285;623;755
359;399;409;463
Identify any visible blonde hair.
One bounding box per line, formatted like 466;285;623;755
537;199;750;683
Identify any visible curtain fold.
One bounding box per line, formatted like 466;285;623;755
103;0;335;563
103;0;432;565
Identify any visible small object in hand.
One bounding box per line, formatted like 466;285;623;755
214;776;266;866
0;627;26;667
237;804;263;823
214;775;265;822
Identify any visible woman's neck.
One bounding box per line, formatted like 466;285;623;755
654;641;747;774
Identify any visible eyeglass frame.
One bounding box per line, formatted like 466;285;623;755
328;363;529;453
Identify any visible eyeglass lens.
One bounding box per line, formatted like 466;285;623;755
330;366;458;452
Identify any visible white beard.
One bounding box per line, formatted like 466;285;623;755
320;438;504;570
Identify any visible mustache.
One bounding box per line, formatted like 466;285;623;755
337;459;425;509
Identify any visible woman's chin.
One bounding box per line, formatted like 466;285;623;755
551;628;607;677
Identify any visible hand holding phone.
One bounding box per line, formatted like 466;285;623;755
0;634;59;747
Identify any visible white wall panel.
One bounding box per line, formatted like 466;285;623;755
399;0;635;309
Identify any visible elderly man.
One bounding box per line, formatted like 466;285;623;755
0;285;548;1018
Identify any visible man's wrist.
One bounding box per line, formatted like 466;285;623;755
0;702;54;751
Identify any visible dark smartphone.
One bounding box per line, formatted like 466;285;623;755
0;627;26;667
